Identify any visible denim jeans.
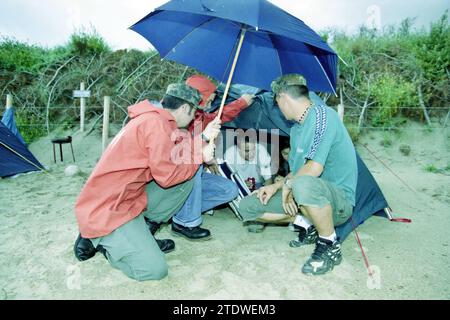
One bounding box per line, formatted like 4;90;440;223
172;166;239;227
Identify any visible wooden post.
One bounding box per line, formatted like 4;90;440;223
6;94;13;109
338;88;344;122
80;82;86;132
102;96;111;152
418;83;432;126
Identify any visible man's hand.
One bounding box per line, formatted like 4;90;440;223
252;184;278;205
241;94;255;106
202;117;221;142
202;143;216;164
282;185;298;216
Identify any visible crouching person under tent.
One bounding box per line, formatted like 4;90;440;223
144;75;250;241
238;74;358;275
73;83;220;281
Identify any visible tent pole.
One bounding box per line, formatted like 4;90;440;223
384;207;393;220
6;94;13;109
216;28;247;120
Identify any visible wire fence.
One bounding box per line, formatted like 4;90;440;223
12;103;449;132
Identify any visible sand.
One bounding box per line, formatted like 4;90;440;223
0;121;449;300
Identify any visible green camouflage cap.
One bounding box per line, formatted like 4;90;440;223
271;74;307;94
165;83;202;109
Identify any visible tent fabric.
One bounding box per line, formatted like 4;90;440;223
130;0;338;93
212;84;333;136
336;153;389;241
0;122;43;178
210;85;389;241
1;107;26;145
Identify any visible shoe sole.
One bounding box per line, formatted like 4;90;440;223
162;248;175;254
171;230;212;242
289;239;316;248
301;258;343;276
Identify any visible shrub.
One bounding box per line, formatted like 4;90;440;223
370;74;418;127
0;37;47;73
424;164;439;173
67;28;111;56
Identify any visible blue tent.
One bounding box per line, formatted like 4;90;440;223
1;107;26;145
338;153;389;240
212;85;389;241
0;122;43;178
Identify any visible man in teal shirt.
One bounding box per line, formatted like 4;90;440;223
238;74;357;275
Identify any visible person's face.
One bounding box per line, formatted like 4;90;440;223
238;141;256;161
275;92;294;120
205;92;216;107
281;147;290;161
175;104;196;128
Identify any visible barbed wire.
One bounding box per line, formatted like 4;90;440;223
15;106;450;110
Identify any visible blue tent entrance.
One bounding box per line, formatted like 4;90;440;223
0;122;44;178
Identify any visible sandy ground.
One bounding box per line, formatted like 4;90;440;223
0;121;449;300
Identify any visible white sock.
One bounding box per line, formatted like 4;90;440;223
319;232;337;243
294;215;312;230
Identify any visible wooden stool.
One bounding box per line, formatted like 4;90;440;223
51;136;75;163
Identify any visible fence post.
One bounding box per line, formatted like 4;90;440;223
102;96;111;152
338;88;345;122
6;94;13;109
80;82;86;132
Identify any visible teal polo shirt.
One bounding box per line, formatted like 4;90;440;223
288;104;358;206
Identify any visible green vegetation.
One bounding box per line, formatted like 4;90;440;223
380;134;393;147
0;28;198;143
424;163;450;174
424;164;440;173
1;14;449;143
67;28;111;56
329;12;449;130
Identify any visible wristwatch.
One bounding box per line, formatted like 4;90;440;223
284;178;292;189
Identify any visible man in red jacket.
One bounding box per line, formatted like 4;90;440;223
145;75;255;240
73;83;221;281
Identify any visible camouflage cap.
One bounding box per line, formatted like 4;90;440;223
271;74;308;94
165;83;202;109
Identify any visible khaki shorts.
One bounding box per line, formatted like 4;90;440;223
238;176;353;226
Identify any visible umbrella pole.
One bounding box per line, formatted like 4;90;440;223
216;28;247;120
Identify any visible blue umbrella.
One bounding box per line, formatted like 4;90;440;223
130;0;338;116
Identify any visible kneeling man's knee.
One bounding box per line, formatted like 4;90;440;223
130;258;168;281
238;195;263;222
